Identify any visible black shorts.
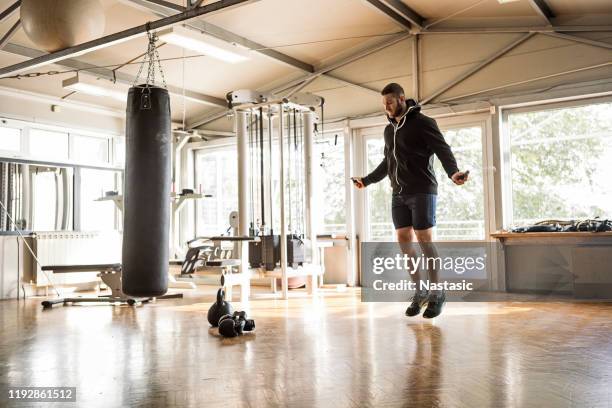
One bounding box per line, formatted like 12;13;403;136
391;193;437;230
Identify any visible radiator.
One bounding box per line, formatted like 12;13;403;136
33;231;122;286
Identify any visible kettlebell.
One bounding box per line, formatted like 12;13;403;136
207;288;233;327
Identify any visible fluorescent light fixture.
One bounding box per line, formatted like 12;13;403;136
157;26;249;64
63;76;127;102
498;0;520;3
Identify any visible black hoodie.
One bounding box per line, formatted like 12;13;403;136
362;102;459;195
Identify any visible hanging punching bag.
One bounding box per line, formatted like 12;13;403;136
122;85;171;297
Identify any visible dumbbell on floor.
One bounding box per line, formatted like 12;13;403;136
218;311;256;338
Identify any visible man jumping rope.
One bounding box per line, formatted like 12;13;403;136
353;83;469;318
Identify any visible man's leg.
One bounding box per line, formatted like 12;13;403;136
412;192;445;318
398;227;429;316
414;228;439;284
414;228;445;318
396;226;420;284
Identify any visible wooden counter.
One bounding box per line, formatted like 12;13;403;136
491;231;612;239
491;230;612;297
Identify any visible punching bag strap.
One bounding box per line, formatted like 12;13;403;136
141;88;152;110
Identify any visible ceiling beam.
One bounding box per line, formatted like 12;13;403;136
270;33;410;93
422;25;612;34
121;0;314;73
2;42;227;107
285;76;318;98
421;32;535;105
187;108;229;128
188;0;204;9
274;72;381;96
0;0;259;79
326;74;381;95
362;0;414;31
540;32;612;51
0;19;21;50
379;0;424;30
527;0;555;26
187;32;411;128
411;35;419;101
440;61;612;103
0;1;20;23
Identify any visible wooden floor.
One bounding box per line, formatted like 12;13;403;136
1;286;612;408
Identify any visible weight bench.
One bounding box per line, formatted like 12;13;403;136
175;236;254;302
40;264;183;308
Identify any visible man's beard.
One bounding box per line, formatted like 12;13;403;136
393;103;404;118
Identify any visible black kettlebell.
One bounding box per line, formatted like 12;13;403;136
207;288;233;327
218;311;256;338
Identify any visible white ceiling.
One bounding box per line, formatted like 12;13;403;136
0;0;611;130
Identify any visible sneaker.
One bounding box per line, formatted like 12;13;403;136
405;291;429;317
423;291;446;319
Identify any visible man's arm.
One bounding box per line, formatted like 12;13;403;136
422;117;459;178
362;157;388;186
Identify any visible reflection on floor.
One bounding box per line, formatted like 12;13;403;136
1;286;611;407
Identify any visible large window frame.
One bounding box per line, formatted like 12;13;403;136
0;117;120;168
0;117;124;233
500;95;612;228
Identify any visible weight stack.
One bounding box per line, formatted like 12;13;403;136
261;235;280;271
287;235;305;268
249;240;262;268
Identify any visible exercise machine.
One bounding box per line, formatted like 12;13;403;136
228;89;325;299
176;211;253;302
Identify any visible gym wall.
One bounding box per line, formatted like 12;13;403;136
0;86;125;135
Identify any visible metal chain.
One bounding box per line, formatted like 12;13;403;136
147;34;156;87
12;70;65;79
133;27;167;89
133;32;150;86
154;42;167;89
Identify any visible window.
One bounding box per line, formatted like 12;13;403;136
433;126;485;240
364;123;486;241
365;136;392;241
30;166;73;231
114;137;125;166
80;168;119;231
193;133;334;238
273;130;342;237
29;129;69;161
195;147;237;236
72;134;109;164
504;100;612;226
315;132;346;234
0;126;21;152
0;163;23;231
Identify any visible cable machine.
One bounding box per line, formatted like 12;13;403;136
229;90;324;299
